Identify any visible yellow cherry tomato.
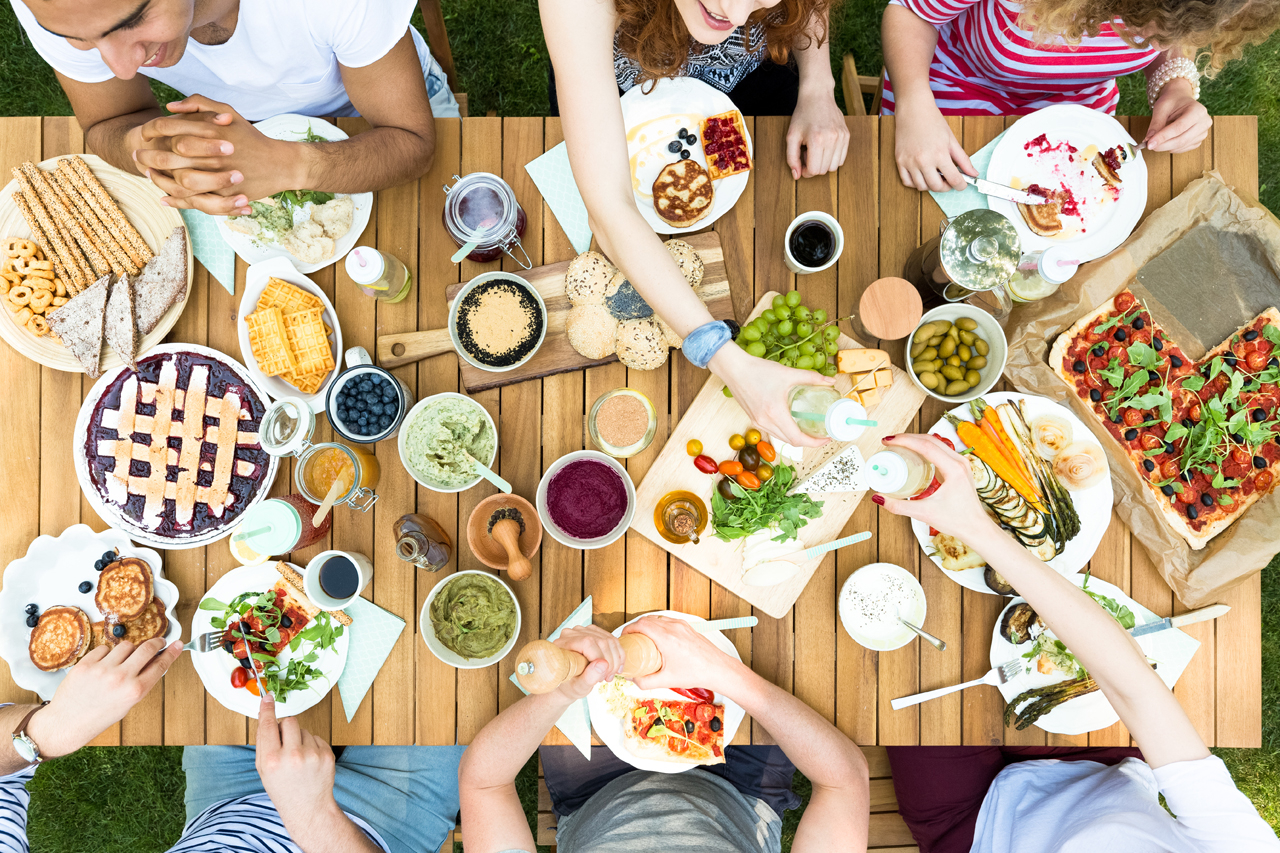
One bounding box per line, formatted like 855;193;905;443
728;433;747;451
756;462;774;482
686;439;703;457
744;428;762;446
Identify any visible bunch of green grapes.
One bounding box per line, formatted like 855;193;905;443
736;291;842;377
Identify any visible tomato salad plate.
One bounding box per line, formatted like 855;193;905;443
991;574;1199;735
0;524;179;700
620;77;753;235
986;105;1146;263
586;611;746;774
191;562;349;719
912;391;1113;595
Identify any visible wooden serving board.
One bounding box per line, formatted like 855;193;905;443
376;231;733;393
631;291;928;618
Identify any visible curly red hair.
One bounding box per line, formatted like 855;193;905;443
614;0;833;84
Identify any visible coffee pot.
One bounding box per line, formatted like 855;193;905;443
903;208;1020;322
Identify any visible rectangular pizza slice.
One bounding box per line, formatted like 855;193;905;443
622;697;726;766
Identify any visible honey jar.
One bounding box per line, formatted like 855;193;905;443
259;396;380;513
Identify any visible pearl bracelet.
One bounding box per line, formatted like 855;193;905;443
1148;56;1200;108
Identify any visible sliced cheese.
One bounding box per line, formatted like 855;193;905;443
836;348;890;374
857;387;881;409
852;371;878;392
792;444;867;494
873;368;892;388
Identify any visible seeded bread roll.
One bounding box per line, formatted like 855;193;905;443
565;251;615;306
615;317;668;370
663;239;704;287
565;304;617;360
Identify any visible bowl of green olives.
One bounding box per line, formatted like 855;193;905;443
904;306;1007;403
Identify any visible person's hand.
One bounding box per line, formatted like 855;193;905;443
622;616;740;695
870;434;990;539
29;638;181;758
552;625;625;701
893;99;976;192
712;344;834;448
787;87;851;179
256;691;342;830
1145;79;1211;154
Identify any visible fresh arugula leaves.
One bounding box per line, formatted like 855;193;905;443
1263;324;1280;346
1082;571;1137;629
710;464;823;542
1094;307;1142;336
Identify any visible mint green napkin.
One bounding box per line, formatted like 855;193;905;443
508;596;595;759
928;131;1007;221
179;209;236;294
525;143;594;255
335;596;406;722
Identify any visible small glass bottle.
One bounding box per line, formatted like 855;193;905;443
393;513;453;572
788;386;868;441
345;246;412;303
1008;245;1078;304
865;447;937;499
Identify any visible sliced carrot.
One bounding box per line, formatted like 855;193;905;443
947;414;1045;509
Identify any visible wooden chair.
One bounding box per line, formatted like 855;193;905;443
442;748;920;852
416;0;469;117
842;54;884;117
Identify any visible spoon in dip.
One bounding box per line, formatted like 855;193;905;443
897;608;946;651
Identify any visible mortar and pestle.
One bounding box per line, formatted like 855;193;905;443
466;494;543;582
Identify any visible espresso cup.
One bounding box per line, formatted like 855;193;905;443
304;549;373;610
783;211;844;275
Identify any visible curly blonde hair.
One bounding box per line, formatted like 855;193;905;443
1018;0;1280;74
614;0;833;84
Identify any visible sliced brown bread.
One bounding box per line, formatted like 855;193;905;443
105;275;138;368
134;226;188;335
47;274;109;377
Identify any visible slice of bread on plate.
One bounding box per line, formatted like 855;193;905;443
134;227;188;335
46;273;109;377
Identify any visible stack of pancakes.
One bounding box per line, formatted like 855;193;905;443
27;554;167;672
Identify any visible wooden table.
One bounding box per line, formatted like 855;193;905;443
0;115;1261;748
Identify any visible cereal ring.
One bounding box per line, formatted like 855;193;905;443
8;285;32;306
51;296;68;307
25;277;51;293
26;314;48;336
29;289;53;312
53;277;67;297
0;279;8;297
1;271;20;287
13;307;32;326
2;238;37;258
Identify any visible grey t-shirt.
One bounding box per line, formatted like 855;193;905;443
549;770;782;853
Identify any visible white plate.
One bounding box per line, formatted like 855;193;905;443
0;525;179;700
620;78;753;235
190;562;350;719
237;256;343;413
73;343;280;550
912;391;1114;594
990;575;1200;735
838;563;926;651
586;611;746;774
986;105;1146;263
215;114;372;273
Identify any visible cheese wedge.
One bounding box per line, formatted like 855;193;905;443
792;444;867;494
837;348;890;374
857;387;881;409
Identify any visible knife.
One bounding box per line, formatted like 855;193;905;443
238;622;269;700
960;174;1050;206
1129;604;1230;638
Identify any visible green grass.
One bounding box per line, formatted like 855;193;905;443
3;0;1279;847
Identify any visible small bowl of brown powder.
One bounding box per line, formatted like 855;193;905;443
588;388;657;458
450;273;547;372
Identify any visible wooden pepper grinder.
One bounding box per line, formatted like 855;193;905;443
514;633;662;694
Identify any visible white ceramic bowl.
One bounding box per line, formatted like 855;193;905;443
904;304;1008;404
536;451;636;550
838;562;927;652
419;570;521;669
449;271;548;373
398;392;498;493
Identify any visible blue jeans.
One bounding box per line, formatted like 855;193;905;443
183;745;465;853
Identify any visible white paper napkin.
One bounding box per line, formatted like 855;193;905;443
508;595;595;759
335;596;406;722
525;143;594;255
928;131;1007;221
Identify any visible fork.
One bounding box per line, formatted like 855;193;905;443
890;658;1023;711
183;630;226;653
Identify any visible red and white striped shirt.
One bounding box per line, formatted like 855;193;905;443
881;0;1161;115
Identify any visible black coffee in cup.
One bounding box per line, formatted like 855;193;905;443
319;555;359;600
789;221;836;268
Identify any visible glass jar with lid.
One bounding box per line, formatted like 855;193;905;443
441;172;531;268
787;387;870;441
260;397;380;513
344;246;412;302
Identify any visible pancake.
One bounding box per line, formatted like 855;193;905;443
29;606;91;672
652;160;714;228
95;556;154;621
1017;188;1066;237
108;596;169;647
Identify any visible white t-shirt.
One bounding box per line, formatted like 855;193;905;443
10;0;417;120
972;756;1279;853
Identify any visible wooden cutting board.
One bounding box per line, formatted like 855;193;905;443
630;291;928;618
377;231;733;393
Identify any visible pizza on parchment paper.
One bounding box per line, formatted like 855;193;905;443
1050;288;1280;549
622;697;726;766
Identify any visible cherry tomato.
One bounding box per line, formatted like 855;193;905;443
1139;434;1163;451
728;433;747;451
755;441;776;463
694;454;718;474
230;668;248;690
736;471;761;490
738;445;761;471
756;462;774;482
1231;447;1253;465
717;477;739;502
719;460;744;476
246;677;261;697
1123;409;1145;427
1255;470;1274;491
668;737;690;754
695;703;717;722
1161;460;1182;480
1177;486;1199;505
744;428;762;446
686;439;703;457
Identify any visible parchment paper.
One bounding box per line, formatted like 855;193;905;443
1003;173;1280;607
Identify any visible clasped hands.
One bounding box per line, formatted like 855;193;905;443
132;95;304;216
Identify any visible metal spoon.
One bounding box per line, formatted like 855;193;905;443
897;610;946;651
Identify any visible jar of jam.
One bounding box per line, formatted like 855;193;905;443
296;442;380;513
442;172;531;268
233;495;331;558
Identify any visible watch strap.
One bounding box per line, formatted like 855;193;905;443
11;702;49;764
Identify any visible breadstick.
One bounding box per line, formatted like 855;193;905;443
50;166;135;276
11;193;77;294
17;175;92;291
20;163;113;279
65;156;152;267
10;171;88;291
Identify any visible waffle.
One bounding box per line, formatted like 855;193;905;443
259;277;322;315
652;159;715;228
701;111;752;181
281;369;326;394
29;606;91;672
95;556;155;621
245;306;296;376
283;307;335;376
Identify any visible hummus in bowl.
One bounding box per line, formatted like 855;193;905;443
398;392;497;493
